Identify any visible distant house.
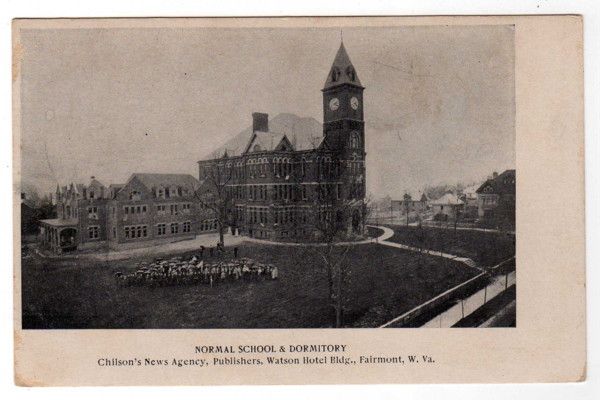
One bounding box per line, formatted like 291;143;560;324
476;169;516;226
460;185;480;220
39;174;215;254
430;193;464;221
392;192;429;215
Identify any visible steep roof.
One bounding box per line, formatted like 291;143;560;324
476;169;516;195
203;113;323;159
244;131;291;154
430;193;464;206
323;42;362;90
128;173;201;192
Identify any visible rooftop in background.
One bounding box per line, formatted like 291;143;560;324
204;113;324;159
476;169;516;195
128;173;201;192
430;193;464;206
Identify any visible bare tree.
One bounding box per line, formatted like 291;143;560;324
303;152;369;328
194;153;235;246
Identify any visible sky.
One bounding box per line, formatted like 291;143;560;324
18;25;515;199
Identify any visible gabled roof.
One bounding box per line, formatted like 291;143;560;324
108;184;125;199
323;42;362;90
430;193;464;206
128;173;201;192
476;169;516;195
89;177;106;188
243;131;296;154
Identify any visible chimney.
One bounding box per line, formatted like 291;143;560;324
252;112;268;133
492;171;499;179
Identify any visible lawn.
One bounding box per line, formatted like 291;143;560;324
21;241;477;329
386;225;515;267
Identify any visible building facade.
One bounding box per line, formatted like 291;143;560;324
197;42;367;241
476;169;516;227
392;192;429;215
430;193;464;221
40;173;215;253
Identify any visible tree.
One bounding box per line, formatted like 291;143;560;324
303;152;370;328
195;153;235;246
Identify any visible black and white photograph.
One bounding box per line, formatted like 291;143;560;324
17;23;517;330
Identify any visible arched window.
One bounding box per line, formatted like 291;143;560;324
331;67;340;82
346;66;356;81
350;131;360;149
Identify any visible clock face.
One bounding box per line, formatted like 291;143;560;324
350;96;359;110
329;97;339;111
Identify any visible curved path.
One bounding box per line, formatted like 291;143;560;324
245;225;479;271
243;225;394;247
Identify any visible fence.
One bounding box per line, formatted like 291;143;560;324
379;256;515;328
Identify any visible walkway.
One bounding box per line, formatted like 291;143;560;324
372;226;480;271
243;224;394;247
35;232;246;262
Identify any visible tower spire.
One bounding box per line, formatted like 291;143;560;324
323;41;362;90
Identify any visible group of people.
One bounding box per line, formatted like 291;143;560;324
114;255;278;287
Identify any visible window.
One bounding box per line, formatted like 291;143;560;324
183;221;191;233
125;227;130;238
170;204;178;215
157;223;166;236
171;223;179;234
88;206;98;220
129;190;141;201
89;191;95;199
88;226;99;239
156;204;166;214
350;132;360;149
331;67;340;82
112;227;116;238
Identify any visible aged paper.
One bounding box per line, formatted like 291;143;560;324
13;16;584;385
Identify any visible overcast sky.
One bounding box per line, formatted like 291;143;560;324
19;25;514;199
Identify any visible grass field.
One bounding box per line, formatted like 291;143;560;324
21;241;477;329
386;225;515;267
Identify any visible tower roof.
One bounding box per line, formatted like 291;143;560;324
323;42;362;90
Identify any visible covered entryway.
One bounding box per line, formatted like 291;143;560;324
39;219;78;254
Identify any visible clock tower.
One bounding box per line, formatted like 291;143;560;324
322;41;365;159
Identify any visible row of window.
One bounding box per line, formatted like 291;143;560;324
124;221;193;239
226;183;345;202
156;203;192;216
119;203;192;217
156;221;192;236
200;219;218;232
238;206;318;225
203;156;364;181
124;225;148;239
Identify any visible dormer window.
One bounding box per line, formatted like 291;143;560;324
346;66;356;81
253;144;261;152
89;191;95;199
331;67;340;82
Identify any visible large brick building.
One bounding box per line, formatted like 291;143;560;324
197;42;367;241
40;173;215;253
